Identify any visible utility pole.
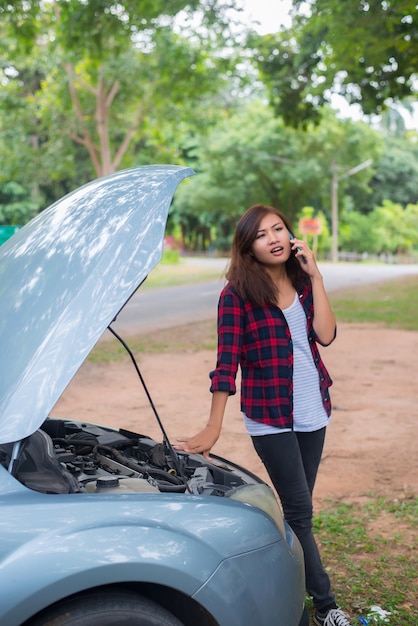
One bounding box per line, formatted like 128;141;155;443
330;159;373;263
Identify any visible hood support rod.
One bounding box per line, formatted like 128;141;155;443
107;325;191;493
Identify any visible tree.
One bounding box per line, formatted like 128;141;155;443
368;135;418;209
370;200;418;253
0;0;240;196
171;99;314;251
340;199;418;254
249;0;418;126
339;210;380;253
0;182;38;225
171;101;381;251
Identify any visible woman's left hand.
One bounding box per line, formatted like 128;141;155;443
290;238;320;278
290;237;337;343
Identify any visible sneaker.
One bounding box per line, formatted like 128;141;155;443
313;607;352;626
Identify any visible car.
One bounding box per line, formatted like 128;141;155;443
0;165;306;626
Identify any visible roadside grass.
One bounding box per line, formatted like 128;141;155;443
329;274;418;331
89;271;418;622
89;320;218;362
310;496;418;625
142;256;227;289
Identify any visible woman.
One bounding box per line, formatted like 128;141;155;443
176;204;352;626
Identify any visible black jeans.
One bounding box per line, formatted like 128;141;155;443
251;428;336;614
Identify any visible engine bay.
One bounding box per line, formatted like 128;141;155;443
1;418;259;496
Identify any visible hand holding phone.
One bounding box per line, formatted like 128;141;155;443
288;229;307;264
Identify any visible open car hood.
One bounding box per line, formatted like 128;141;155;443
0;165;194;444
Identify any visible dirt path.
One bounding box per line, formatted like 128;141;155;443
54;323;418;509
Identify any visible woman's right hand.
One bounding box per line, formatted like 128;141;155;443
175;424;221;459
175;391;228;459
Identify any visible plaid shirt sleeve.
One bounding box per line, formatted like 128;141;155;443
209;285;244;396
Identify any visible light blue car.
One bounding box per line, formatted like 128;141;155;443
0;165;306;626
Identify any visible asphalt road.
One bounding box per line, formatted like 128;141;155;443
110;260;418;336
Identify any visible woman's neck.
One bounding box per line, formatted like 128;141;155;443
266;265;288;286
267;267;295;308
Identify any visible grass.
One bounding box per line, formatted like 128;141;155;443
329;274;418;331
89;320;217;362
311;496;418;625
141;255;227;289
89;269;418;622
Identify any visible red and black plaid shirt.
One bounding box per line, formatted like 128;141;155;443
209;280;334;429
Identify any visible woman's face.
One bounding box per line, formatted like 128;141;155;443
250;213;292;267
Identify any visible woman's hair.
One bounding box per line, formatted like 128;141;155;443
226;204;305;306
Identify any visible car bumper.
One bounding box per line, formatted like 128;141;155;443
193;536;305;626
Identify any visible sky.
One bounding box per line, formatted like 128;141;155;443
238;0;293;32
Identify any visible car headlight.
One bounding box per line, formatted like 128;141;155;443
228;483;286;538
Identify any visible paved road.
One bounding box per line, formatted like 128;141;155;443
110;260;418;336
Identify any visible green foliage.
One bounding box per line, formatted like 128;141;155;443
339;211;378;254
172;101;381;250
340;199;418;255
370;201;418;253
0;0;204;60
0;181;38;224
1;0;417;252
160;248;180;265
368;135;418;210
247;29;327;128
248;0;418;125
0;0;241;196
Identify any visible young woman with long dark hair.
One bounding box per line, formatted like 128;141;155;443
177;204;352;626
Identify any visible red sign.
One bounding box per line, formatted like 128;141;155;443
298;218;322;235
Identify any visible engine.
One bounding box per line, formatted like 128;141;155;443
1;418;257;496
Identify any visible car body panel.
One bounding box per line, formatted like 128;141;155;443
0;466;304;626
0;165;193;445
194;541;305;626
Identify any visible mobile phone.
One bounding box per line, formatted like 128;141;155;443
288;229;307;264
